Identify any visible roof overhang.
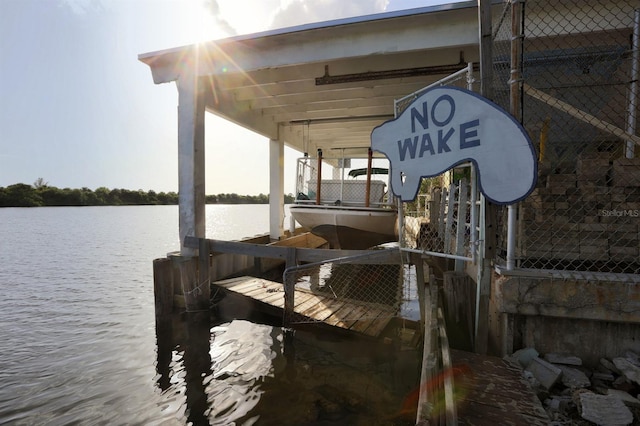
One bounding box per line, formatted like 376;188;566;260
139;1;482;155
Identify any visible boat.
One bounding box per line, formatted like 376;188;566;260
289;150;398;250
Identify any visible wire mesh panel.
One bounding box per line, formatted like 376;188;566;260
403;178;474;263
282;251;420;330
398;65;480;263
495;0;640;279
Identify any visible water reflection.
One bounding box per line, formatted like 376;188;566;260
155;312;420;425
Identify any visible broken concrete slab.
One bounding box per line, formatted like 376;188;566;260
592;371;615;382
624;351;640;367
557;365;591;389
578;392;633;426
606;389;640;409
544;353;582;366
601;357;622;375
613;357;640;386
527;357;562;390
511;347;539;368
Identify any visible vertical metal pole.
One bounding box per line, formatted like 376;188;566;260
365;148;373;207
478;0;494;100
315;149;323;205
467;62;479;264
506;206;517;270
475;0;494;354
283;247;297;328
626;9;640;159
455;178;469;272
507;0;524;271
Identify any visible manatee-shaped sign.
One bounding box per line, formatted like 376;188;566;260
371;86;537;205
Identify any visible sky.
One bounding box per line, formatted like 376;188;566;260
0;0;466;196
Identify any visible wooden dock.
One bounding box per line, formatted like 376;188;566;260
213;276;396;338
452;349;549;425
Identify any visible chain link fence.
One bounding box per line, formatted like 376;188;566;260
282;251;421;329
492;0;640;280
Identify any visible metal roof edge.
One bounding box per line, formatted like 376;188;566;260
138;1;478;62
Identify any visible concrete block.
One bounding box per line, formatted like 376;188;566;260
612;158;640;187
511;347;539;368
601;358;623;375
592;371;615;382
544;353;582;366
624;351;640;366
606;389;640;408
613;358;640;385
526;357;562;390
557;365;591;389
578;392;633;426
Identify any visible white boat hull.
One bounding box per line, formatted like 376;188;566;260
290;204;398;249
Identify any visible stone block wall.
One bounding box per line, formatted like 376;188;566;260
517;152;640;269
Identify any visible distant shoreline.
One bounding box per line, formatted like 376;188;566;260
0;183;294;207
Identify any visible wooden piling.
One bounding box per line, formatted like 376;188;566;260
153;258;174;319
173;255;209;312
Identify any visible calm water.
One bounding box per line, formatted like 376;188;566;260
0;205;419;425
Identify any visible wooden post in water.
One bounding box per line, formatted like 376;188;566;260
153;258;174;319
283;247;297;328
416;274;439;425
198;238;211;305
174;254;209;312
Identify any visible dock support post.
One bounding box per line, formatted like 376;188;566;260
416;274;439;425
198;238;211;306
412;253;426;326
174;255;209;313
283;247;297;327
153;258;174;320
269;137;285;241
177;65;206;256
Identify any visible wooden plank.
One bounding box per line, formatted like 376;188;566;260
452;349;549;426
349;307;392;336
324;303;364;327
254;289;285;305
267;232;327;248
184;236;401;264
241;281;281;297
216;275;261;288
301;299;346;321
220;277;266;293
363;316;392;337
417;277;437;425
213;275;396;338
334;303;372;329
438;307;458;425
293;292;322;312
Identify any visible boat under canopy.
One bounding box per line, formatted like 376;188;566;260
290;151;398;249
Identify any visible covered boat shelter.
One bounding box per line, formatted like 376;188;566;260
138;1;481;256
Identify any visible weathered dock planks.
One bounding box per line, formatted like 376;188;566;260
213;276;395;338
452;349;550;425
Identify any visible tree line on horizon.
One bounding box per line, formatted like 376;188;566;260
0;180;295;207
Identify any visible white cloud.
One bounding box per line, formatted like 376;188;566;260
57;0;106;15
203;0;238;36
269;0;389;30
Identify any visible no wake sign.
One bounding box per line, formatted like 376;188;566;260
371;86;537;205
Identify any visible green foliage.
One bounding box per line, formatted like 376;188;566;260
0;182;290;207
